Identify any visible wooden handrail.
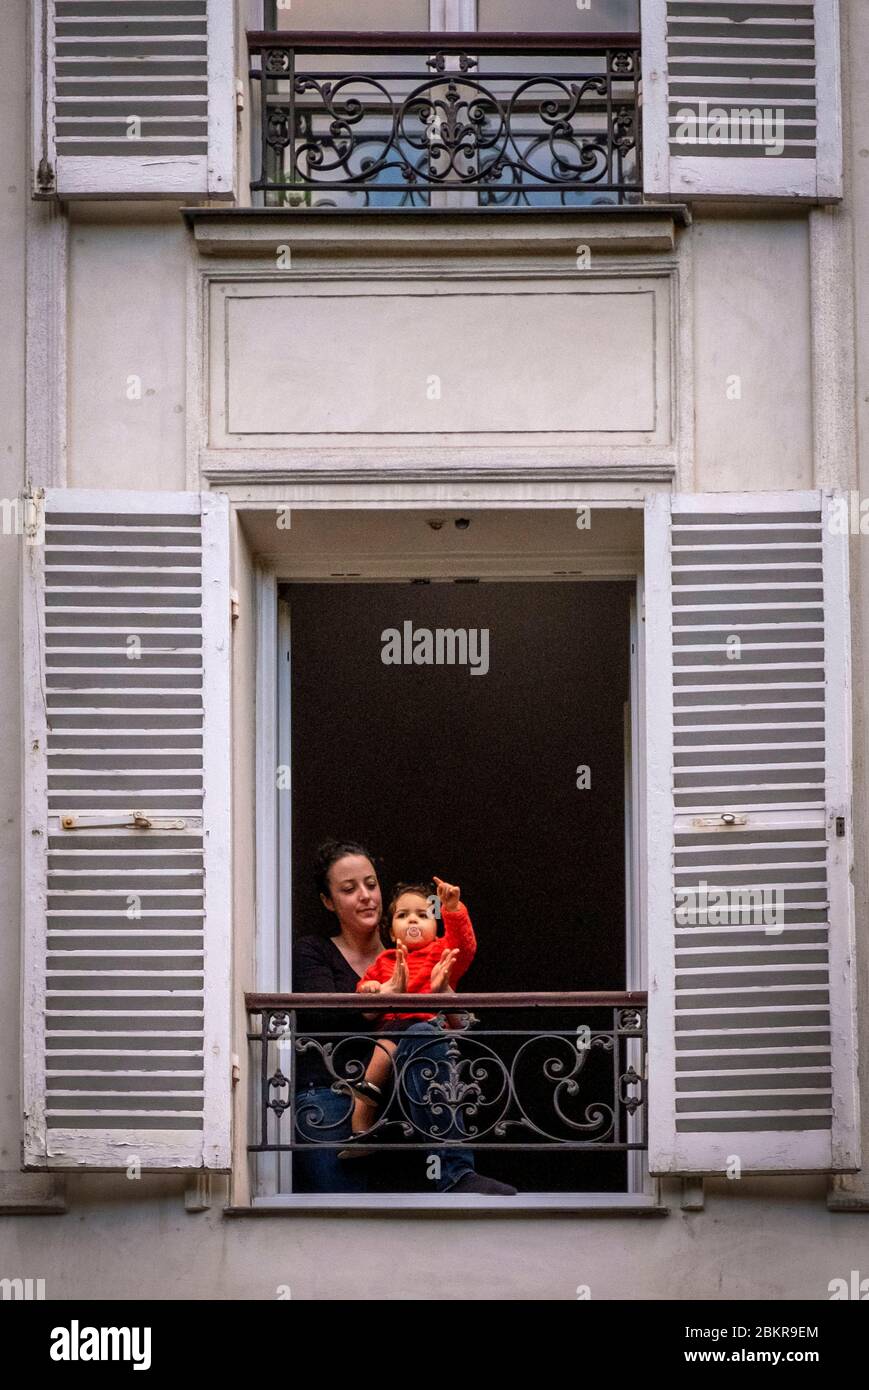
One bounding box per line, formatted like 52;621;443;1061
247;991;647;1010
248;30;641;55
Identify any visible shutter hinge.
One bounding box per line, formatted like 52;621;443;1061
231;1054;240;1086
35;156;55;195
230;589;240;624
21;486;45;545
835;816;845;838
235;79;245;113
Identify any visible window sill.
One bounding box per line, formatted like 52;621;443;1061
227;1193;667;1216
184;204;690;258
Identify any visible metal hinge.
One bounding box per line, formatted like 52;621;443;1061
22;486;45;545
235;79;245;113
230;589;240;623
35;156;55;194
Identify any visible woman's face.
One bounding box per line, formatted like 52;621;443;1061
321;855;382;935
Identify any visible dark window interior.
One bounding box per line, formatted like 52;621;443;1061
287;580;633;1192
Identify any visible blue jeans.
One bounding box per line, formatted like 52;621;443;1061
293;1021;476;1194
293;1082;369;1193
394;1020;476;1192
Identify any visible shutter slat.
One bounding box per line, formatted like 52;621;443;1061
23;488;230;1170
646;490;858;1174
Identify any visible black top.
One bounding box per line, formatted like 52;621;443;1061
292;934;372;1089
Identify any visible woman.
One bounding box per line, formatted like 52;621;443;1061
292;839;515;1195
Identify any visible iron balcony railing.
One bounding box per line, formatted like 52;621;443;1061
247;991;648;1158
248;32;643;209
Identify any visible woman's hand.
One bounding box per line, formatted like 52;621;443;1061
358;980;382;995
433;875;461;913
429;947;459;993
383;941;409;994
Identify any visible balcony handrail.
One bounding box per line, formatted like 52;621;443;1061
248;31;642;56
247;991;647;1011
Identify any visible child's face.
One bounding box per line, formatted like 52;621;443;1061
390;892;437;951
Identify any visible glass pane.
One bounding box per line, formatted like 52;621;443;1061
261;0;434;206
477;0;639;30
469;1;641;207
273;0;431;30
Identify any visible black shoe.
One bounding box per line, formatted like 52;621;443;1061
446;1172;517;1196
349;1080;382;1103
337;1136;376;1161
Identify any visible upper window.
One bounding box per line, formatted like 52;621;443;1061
252;1;642;208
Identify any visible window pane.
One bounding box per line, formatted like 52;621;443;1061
477;0;639;30
262;3;437;208
274;0;431;30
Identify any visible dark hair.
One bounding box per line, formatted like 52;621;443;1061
314;839;379;900
381;880;438;949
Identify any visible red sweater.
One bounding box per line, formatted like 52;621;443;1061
357;904;476;1021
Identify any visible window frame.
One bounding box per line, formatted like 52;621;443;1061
249;497;654;1211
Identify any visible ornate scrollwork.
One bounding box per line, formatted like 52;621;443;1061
258;1011;647;1151
255;46;642;207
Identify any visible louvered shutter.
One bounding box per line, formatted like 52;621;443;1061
22;490;231;1170
31;0;235;198
645;490;859;1174
640;0;842;200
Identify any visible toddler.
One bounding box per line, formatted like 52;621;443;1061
344;874;476;1148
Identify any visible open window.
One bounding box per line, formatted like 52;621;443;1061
250;506;646;1202
251;0;642;207
20;489;859;1194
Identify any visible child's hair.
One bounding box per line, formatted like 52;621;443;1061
382;881;437;948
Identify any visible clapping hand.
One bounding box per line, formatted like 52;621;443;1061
429;947;459;993
383;941;409;994
433;875;461;913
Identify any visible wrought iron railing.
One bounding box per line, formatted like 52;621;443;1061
247;992;647;1158
248;32;643;209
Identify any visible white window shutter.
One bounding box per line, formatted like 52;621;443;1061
22;490;232;1170
645;490;859;1175
31;0;236;198
640;0;842;200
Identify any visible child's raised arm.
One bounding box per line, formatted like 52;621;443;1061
433;875;476;978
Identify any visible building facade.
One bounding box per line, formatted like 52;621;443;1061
1;0;869;1300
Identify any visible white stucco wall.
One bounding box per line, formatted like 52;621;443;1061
67;208;190;493
0;0;27;1183
692;217;813;493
